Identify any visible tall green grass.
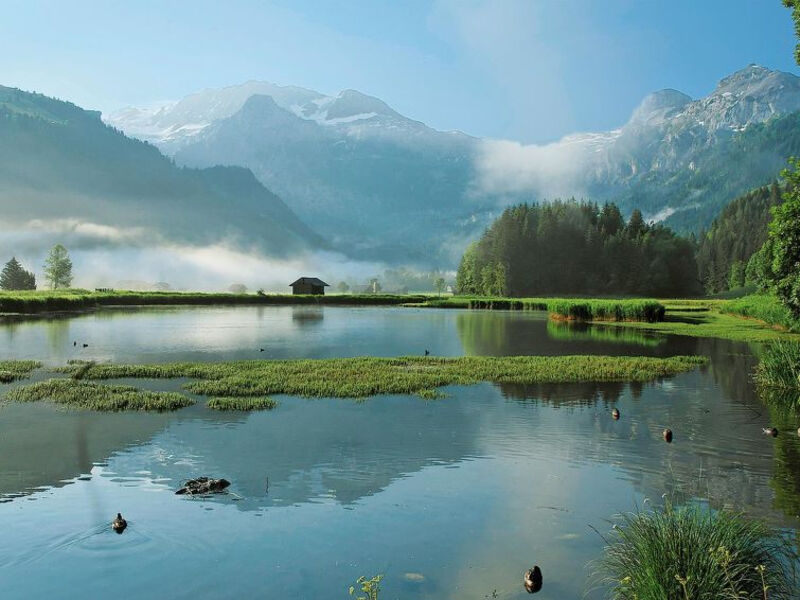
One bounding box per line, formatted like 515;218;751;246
57;355;706;400
207;396;277;411
5;379;194;411
722;294;799;332
596;501;798;599
0;360;41;383
754;342;800;408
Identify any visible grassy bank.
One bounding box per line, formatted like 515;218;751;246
0;360;41;383
54;355;706;402
0;289;429;314
596;501;798;599
754;342;800;409
722;294;799;332
5;379;194;411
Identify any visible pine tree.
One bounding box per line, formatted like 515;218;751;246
0;257;36;290
43;244;73;289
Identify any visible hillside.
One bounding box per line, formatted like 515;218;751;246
0;85;323;263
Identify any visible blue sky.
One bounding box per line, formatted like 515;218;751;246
0;0;796;142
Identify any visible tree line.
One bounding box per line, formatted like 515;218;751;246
0;244;73;291
456;200;701;297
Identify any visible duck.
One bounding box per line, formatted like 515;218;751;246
523;566;543;593
611;408;620;420
763;427;779;438
663;428;673;443
424;349;430;356
82;343;89;348
111;513;127;534
73;341;77;347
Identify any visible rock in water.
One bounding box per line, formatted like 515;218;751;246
524;566;542;593
175;477;231;495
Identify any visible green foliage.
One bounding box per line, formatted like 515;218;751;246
696;183;782;293
755;158;800;320
56;354;706;400
596;500;798;599
336;281;350;294
784;0;800;66
349;574;383;600
754;341;800;397
206;396;278;411
0;360;41;383
434;276;446;295
0;257;36;290
5;378;194;411
456;200;701;297
721;294;799;331
43;244;72;289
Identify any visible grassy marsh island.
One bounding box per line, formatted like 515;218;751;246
13;354;709;411
5;378;194;411
0;360;41;383
596;500;799;599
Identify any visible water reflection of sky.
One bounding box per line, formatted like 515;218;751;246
0;307;798;599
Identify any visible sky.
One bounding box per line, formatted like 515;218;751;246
0;0;797;143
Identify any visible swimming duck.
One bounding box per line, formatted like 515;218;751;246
111;513;127;534
662;428;673;443
524;566;542;593
611;408;620;420
763;427;779;438
424;349;430;356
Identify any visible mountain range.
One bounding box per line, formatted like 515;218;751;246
0;85;323;271
107;65;800;264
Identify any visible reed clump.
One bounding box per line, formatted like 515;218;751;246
207;396;278;411
596;500;798;599
0;360;41;383
5;378;194;411
754;342;800;408
57;355;706;400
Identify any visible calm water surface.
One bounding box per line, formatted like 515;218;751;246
0;306;798;599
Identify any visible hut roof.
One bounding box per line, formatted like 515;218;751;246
289;277;329;287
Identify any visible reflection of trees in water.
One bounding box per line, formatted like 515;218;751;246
45;318;70;352
455;311;699;358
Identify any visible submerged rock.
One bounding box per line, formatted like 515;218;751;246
175;477;231;495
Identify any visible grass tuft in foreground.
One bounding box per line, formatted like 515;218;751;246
58;355;707;400
5;379;194;411
206;396;277;411
596;501;798;599
0;360;41;383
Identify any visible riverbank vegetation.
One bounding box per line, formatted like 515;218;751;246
0;360;41;383
52;355;706;403
596;500;798;599
722;294;799;332
5;379;194;411
0;289;429;313
754;342;800;402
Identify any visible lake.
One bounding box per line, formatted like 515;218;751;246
0;306;797;599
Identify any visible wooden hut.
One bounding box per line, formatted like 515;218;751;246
290;277;329;295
